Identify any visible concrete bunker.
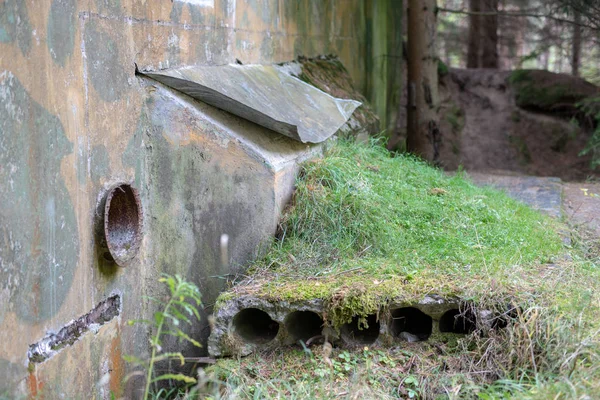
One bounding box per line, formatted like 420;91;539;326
232;308;279;344
341;314;380;345
389;307;433;342
439;309;477;334
284;311;324;344
104;183;142;266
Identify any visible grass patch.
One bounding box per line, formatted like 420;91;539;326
198;139;600;399
218;139;564;321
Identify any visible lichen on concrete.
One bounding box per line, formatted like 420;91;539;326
47;0;76;66
28;294;121;364
0;72;79;323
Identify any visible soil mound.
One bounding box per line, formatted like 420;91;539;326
438;68;599;181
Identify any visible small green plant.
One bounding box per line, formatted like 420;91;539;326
446;105;464;133
437;59;449;77
508;134;532;164
401;375;420;399
125;274;202;400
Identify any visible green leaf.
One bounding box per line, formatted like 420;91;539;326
151;352;186;366
168;307;192;325
122;355;147;367
127;319;152;326
179;302;201;320
175;329;203;348
154;311;164;326
150;373;196;384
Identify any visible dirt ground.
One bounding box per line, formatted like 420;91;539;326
466;171;600;237
437;69;599;182
564;182;600;236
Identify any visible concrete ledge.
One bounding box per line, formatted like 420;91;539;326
208;294;506;357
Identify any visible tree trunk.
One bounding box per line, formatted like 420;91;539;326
513;17;525;69
572;10;581;76
406;0;440;163
556;40;564;73
467;0;481;68
481;0;499;68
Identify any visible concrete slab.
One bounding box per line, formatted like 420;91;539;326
139;64;361;143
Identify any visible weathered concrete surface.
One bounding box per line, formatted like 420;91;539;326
364;0;403;135
0;1;403;397
277;55;381;140
141;64;361;143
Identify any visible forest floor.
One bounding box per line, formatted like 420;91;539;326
170;139;600;400
436;68;600;182
564;182;600;236
468;172;600;237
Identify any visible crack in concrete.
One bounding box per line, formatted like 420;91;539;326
27;294;121;364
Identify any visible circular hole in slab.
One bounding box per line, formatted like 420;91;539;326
341;314;380;345
232;308;279;344
285;311;323;344
439;309;477;334
104;184;142;266
389;307;432;342
492;315;509;330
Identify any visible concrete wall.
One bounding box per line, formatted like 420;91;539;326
365;0;403;134
0;0;402;397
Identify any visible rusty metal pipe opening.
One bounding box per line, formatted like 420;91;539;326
341;314;380;345
232;308;279;344
389;307;432;342
439;309;477;334
284;311;323;344
104;184;142;266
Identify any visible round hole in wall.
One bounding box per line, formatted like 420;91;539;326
232;308;279;344
389;307;432;342
340;314;380;345
439;309;477;334
104;183;142;266
285;311;323;344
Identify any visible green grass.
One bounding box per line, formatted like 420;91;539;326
217;139;565;320
194;139;600;399
270;138;559;274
